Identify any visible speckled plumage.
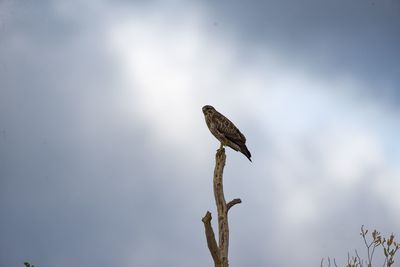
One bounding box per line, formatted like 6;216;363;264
202;105;252;162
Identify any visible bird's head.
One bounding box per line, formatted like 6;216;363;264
202;105;215;115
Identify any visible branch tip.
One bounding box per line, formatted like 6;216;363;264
227;198;242;211
202;211;212;223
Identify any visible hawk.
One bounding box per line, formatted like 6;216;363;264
202;105;252;162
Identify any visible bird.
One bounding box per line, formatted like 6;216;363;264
202;105;252;162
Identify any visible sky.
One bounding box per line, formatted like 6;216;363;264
1;0;400;266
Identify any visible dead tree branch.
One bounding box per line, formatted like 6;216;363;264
202;147;241;267
202;211;220;265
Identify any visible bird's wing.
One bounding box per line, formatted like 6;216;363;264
209;120;229;142
214;111;246;144
217;120;246;144
223;130;245;144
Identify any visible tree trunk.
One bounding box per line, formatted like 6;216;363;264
202;146;241;267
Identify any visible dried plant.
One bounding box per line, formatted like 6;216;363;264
322;226;399;267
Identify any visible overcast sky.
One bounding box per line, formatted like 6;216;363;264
1;1;400;267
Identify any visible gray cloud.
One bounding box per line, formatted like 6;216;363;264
201;0;400;102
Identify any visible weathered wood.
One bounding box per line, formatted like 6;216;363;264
202;146;241;267
227;198;242;211
202;211;220;266
214;147;229;266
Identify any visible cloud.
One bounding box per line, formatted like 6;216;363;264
106;3;400;265
200;0;400;94
1;1;399;267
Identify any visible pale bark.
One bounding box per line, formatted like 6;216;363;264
202;147;241;267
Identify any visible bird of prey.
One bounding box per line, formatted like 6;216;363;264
202;105;252;162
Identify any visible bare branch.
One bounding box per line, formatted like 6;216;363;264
202;146;241;267
227;198;242;211
202;211;220;266
361;226;373;266
213;147;229;266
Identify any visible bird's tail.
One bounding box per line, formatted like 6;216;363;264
240;144;252;162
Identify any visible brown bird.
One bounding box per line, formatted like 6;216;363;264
202;105;252;162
